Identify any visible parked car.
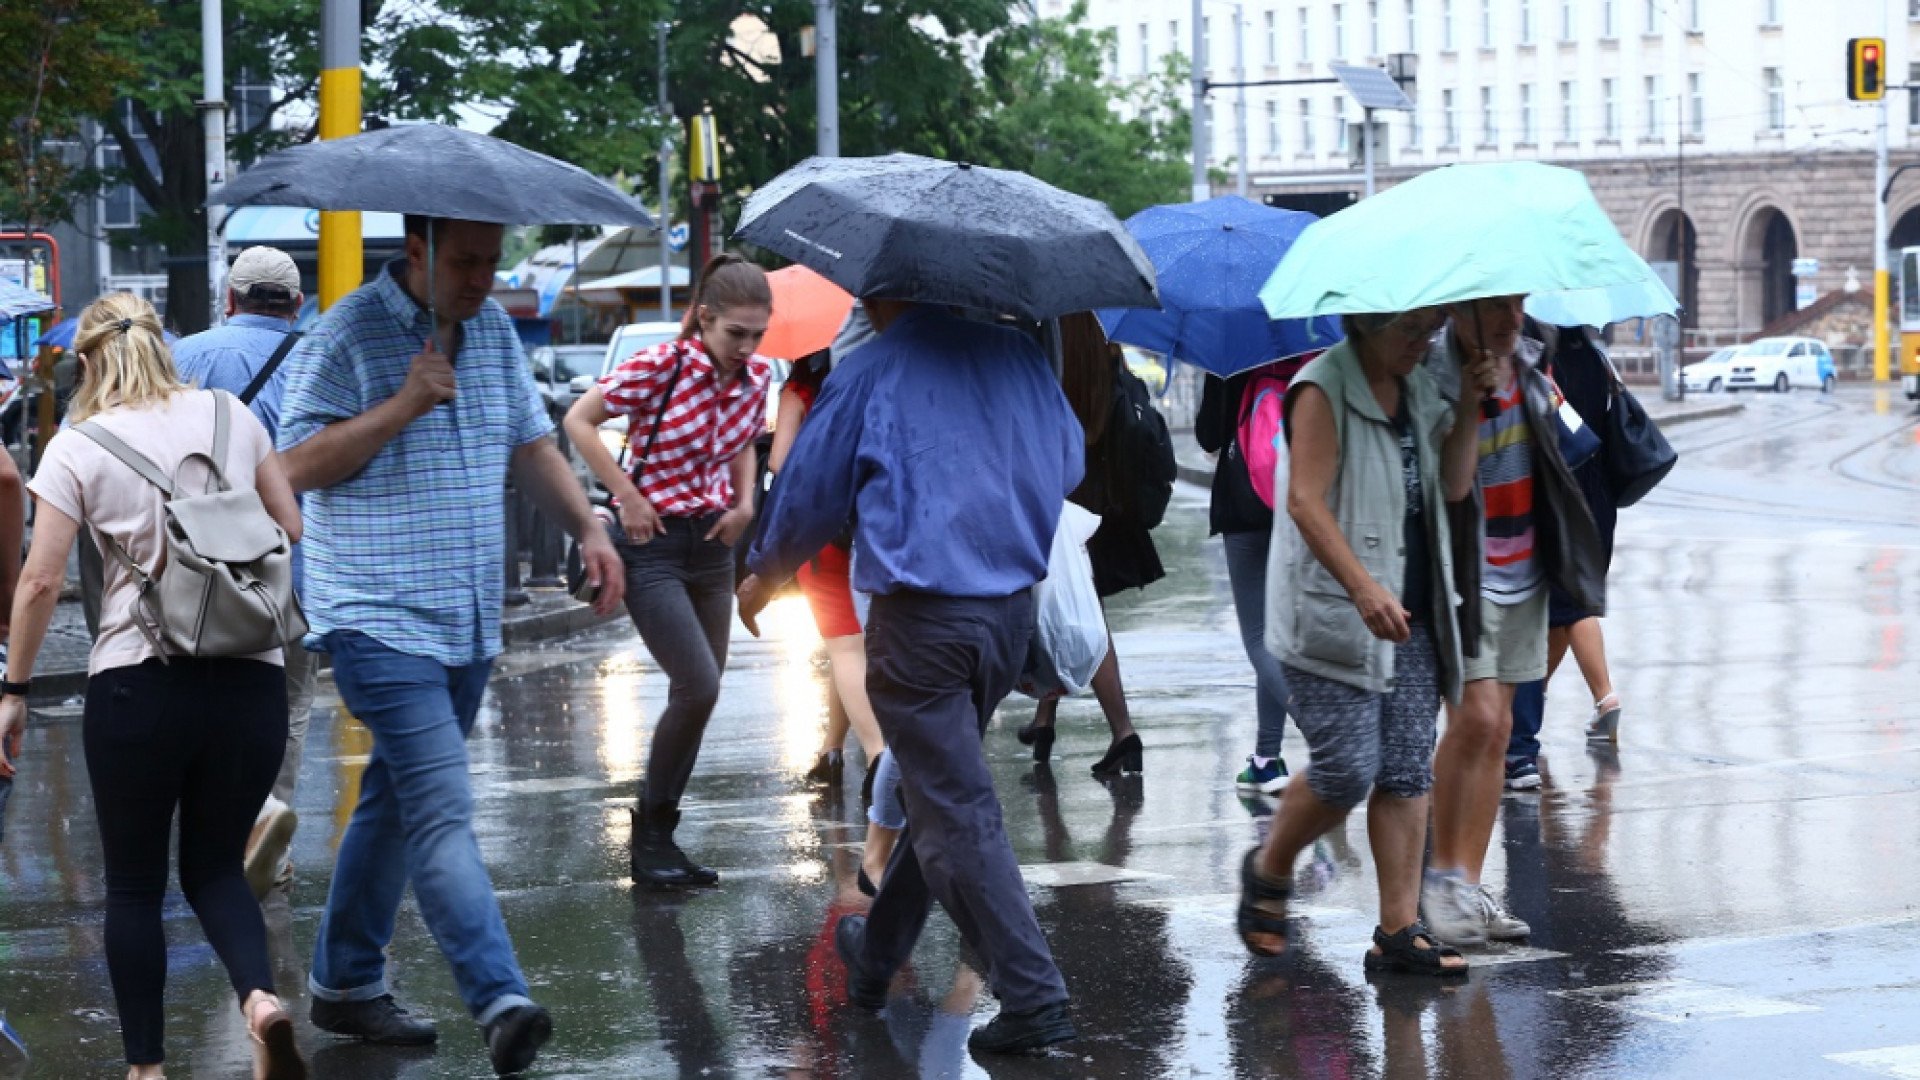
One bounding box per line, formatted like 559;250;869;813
528;344;604;415
1723;336;1837;393
1679;346;1740;393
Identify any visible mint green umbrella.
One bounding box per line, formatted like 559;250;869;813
1259;162;1676;319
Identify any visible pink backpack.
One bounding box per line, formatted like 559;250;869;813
1237;354;1315;509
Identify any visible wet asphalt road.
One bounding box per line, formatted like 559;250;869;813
2;386;1919;1079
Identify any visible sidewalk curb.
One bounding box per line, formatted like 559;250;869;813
1173;402;1743;491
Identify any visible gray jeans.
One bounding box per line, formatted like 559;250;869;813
271;641;320;807
1222;529;1291;758
620;517;735;812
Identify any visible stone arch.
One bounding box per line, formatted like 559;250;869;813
1730;196;1800;331
1636;197;1700;329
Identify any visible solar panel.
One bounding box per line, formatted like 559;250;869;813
1330;63;1414;111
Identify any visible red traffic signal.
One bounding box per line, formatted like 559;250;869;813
1849;37;1886;101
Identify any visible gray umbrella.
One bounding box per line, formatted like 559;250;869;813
212;123;655;227
734;153;1158;322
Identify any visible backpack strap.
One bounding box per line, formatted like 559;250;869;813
75;422;176;496
240;332;301;405
211;390;231;484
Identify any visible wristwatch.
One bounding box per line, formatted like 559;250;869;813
1;678;29;699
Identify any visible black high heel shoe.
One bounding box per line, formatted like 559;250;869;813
1017;721;1056;763
1089;733;1143;777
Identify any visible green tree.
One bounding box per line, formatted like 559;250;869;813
976;2;1190;220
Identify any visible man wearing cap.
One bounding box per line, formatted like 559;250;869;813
171;245;311;902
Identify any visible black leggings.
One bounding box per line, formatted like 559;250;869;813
85;657;288;1065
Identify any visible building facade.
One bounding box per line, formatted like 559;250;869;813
1049;0;1920;341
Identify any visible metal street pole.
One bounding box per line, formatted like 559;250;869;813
815;0;840;156
1875;78;1892;382
658;22;673;321
1191;0;1209;201
1233;3;1249;198
1362;106;1375;197
317;0;361;310
200;0;228;328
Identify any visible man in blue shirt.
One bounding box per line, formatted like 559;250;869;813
279;216;623;1077
739;299;1085;1054
171;245;310;902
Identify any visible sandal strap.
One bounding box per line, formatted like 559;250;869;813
1240;849;1291;903
1374;921;1464;960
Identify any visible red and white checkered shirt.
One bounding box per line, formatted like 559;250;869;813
599;337;772;518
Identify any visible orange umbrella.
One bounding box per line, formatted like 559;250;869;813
760;264;855;361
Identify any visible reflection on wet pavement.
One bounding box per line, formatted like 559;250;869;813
0;391;1916;1077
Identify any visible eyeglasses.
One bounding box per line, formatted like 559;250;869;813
1384;310;1446;341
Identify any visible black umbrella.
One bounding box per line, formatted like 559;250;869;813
734;153;1158;322
211;123;655;228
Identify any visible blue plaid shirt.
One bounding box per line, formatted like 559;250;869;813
278;260;551;665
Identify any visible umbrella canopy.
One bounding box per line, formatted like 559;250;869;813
33;317;75;351
1525;273;1679;328
1095;196;1343;377
1259;162;1674;319
212;123;655;228
0;283;55;323
759;265;855;361
734;153;1158;322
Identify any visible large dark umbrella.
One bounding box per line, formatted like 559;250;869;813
734;153;1158;321
212;123;655;227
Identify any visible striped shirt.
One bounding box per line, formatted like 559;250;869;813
599;337;771;518
277;260;552;665
1477;375;1542;604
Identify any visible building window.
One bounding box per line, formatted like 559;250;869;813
1407;103;1423;146
1334;4;1346;58
1202;16;1212;69
1601;0;1615;36
1519;83;1535;141
1299;99;1316;154
1337;113;1350;153
1644;75;1661;137
1764;67;1784;130
1369;1;1381;54
1406;0;1418;50
1171;19;1182;58
1764;0;1779;23
1601;76;1617;136
1442;87;1458;145
1559;80;1576;140
1265;10;1278;64
1442;0;1455;48
1480;86;1497;143
1298;7;1310;58
1644;0;1657;33
1139;23;1151;74
1520;0;1533;43
1267;99;1282;152
1480;0;1493;45
1687;72;1703;135
1561;0;1575;40
1687;0;1699;29
1910;63;1920;126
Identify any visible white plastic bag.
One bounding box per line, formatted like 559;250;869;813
1018;503;1108;700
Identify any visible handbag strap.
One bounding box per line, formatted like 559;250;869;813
629;352;686;487
240;332;301;405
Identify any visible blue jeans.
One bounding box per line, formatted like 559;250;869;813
309;631;531;1025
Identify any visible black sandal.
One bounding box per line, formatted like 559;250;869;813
1236;848;1291;957
1363;922;1469;977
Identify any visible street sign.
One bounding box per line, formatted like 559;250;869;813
1347;121;1388;170
1791;257;1819;278
1330;63;1414;112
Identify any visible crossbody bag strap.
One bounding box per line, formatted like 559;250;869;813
629;352;687;487
240;331;301;406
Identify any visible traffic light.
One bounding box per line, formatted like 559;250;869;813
1849;37;1886;101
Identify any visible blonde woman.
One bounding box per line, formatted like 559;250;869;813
0;294;307;1080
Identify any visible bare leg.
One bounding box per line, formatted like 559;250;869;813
1564;618;1616;706
1087;643;1136;743
1368;790;1467;972
817;681;851;758
1027;695;1059;732
861;821;900;885
1247;776;1350;951
823;634;885;759
1430;679;1515;883
1546;626;1572;679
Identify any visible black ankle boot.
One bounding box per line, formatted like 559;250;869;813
630;806;719;889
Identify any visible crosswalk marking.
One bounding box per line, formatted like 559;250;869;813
1555;978;1818;1023
1828;1045;1920;1079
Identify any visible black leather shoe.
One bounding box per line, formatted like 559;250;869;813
834;915;889;1011
310;994;438;1046
482;1003;552;1077
631;808;720;889
967;1000;1077;1054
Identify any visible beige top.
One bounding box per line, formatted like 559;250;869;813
29;389;282;674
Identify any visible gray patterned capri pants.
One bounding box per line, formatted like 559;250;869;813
1281;623;1442;811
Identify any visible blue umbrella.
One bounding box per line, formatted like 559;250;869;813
0;282;54;323
1097;196;1343;377
32;317;74;350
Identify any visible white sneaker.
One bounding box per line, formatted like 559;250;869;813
245;797;298;902
1420;875;1487;946
1475;884;1531;941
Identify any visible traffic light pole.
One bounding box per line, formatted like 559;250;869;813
1875;90;1890;383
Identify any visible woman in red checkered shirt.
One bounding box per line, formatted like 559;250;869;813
563;253;773;890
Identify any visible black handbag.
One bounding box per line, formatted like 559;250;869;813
1596;348;1677;507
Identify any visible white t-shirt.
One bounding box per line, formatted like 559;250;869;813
29;389;282;674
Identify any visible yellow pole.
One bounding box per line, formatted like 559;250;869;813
1875;268;1891;382
318;0;361;310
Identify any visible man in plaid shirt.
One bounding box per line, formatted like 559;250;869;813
279;215;622;1077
